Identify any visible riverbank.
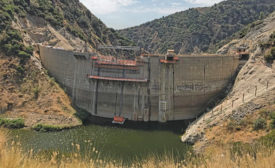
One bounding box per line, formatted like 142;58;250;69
0;117;81;132
0;129;274;168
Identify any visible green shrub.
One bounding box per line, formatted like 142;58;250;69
49;77;56;86
269;111;275;129
6;28;22;39
78;16;90;28
0;28;30;61
227;119;248;131
32;124;69;132
259;130;275;147
264;53;273;62
239;27;249;38
227;120;238;131
253;118;267;130
66;25;86;41
18;51;30;59
264;47;275;63
270;119;275;129
271;47;275;56
25;46;33;55
270;111;275;120
16;65;25;75
33;87;40;99
0;118;24;129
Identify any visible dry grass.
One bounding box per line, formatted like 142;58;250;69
0;129;274;168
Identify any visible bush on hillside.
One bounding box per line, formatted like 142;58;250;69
227;119;248;131
18;51;30;59
253;118;267;130
270;119;275;129
264;47;275;63
0;27;32;63
259;130;275;146
271;47;275;55
270;111;275;119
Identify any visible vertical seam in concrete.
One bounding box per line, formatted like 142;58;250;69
119;69;126;117
221;56;223;81
119;82;125;117
72;57;78;102
204;63;206;95
147;59;151;121
133;88;136;120
94;68;100;115
115;91;118;116
172;64;175;120
89;59;94;112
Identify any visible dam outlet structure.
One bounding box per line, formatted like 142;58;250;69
39;46;240;123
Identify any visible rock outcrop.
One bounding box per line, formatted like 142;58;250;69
182;12;275;147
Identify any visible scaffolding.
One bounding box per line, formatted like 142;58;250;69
89;76;148;83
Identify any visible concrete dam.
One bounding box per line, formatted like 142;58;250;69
39;46;239;123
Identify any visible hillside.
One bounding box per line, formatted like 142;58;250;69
1;0;133;52
119;0;275;54
0;0;132;128
182;11;275;151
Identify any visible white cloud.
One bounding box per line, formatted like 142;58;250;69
185;0;224;6
124;1;187;15
126;6;186;15
80;0;137;15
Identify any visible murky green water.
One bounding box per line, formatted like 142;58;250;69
8;121;191;163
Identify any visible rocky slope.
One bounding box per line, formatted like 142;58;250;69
119;0;275;54
181;12;275;150
0;0;132;128
8;0;133;52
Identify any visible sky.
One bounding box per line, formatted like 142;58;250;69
79;0;224;29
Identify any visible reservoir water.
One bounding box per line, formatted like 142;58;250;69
8;121;191;163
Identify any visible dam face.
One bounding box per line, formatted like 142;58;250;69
39;46;239;122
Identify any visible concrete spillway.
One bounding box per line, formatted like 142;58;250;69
39;46;239;122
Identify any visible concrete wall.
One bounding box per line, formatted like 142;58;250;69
39;46;239;122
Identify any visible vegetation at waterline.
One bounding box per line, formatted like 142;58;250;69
32;123;73;132
0;118;24;129
119;0;275;54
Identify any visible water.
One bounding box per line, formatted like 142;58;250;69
8;121;191;163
